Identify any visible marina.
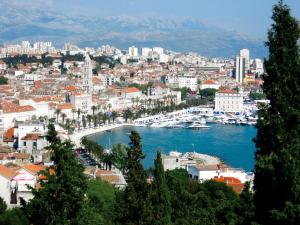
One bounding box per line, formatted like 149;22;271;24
134;105;259;128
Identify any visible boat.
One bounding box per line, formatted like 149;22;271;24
188;118;211;129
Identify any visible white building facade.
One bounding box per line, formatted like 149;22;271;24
214;89;243;113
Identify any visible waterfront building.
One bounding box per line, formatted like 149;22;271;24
214;88;243;113
70;94;92;114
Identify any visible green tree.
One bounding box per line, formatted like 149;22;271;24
0;76;8;85
61;113;67;125
254;1;300;224
111;143;128;173
24;124;87;225
249;92;266;100
55;108;61;123
111;111;118;123
82;115;87;128
0;197;7;214
115;131;149;225
236;182;255;225
0;208;29;225
150;151;172;225
91;105;97;116
87;114;92;127
123;108;133;123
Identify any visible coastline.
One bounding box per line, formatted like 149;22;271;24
65;123;132;147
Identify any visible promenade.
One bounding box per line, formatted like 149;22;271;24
64;123;131;147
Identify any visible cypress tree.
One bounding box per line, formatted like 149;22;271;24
115;130;149;225
150;151;172;225
254;1;300;224
24;124;87;225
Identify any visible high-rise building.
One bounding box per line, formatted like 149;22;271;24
128;46;138;57
235;56;245;83
82;53;93;94
235;49;250;84
141;48;152;58
152;47;164;55
239;48;250;72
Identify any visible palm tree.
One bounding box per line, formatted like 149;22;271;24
55;109;61;123
71;108;76;120
135;97;140;108
82;115;87;129
61;113;67;125
97;112;103;125
123;108;133;123
108;103;112;112
111;111;118;123
102;113;108;125
92;115;98;127
77;109;81;121
96;104;101;113
86;114;92;128
103;105;107;113
91;105;97;116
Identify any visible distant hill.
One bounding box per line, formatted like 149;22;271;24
0;2;267;58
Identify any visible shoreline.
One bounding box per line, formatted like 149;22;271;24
65;123;132;147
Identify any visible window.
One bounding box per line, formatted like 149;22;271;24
33;142;37;147
23;141;26;146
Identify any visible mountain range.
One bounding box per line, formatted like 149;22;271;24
0;1;268;58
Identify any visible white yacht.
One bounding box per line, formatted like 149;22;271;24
188;118;211;129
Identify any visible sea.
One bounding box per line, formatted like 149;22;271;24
88;124;257;172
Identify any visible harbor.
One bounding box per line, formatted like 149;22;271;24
88;123;257;172
133;104;259;128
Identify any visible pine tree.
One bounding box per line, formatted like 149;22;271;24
115;131;149;225
24;124;87;225
150;151;172;225
254;1;300;224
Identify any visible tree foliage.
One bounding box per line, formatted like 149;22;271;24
24;123;87;225
254;1;300;224
115;131;149;225
149;151;172;225
0;76;8;85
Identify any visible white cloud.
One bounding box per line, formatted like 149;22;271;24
1;0;54;10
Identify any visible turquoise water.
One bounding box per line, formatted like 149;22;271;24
88;124;257;172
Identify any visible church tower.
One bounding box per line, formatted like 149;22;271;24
82;53;93;94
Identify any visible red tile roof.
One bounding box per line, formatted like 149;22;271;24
214;176;245;193
3;127;14;142
21;133;40;141
0;165;16;179
1;102;35;113
57;103;74;110
22;164;47;175
203;80;217;85
124;87;140;93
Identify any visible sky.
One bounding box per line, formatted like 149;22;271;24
55;0;300;38
5;0;300;39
